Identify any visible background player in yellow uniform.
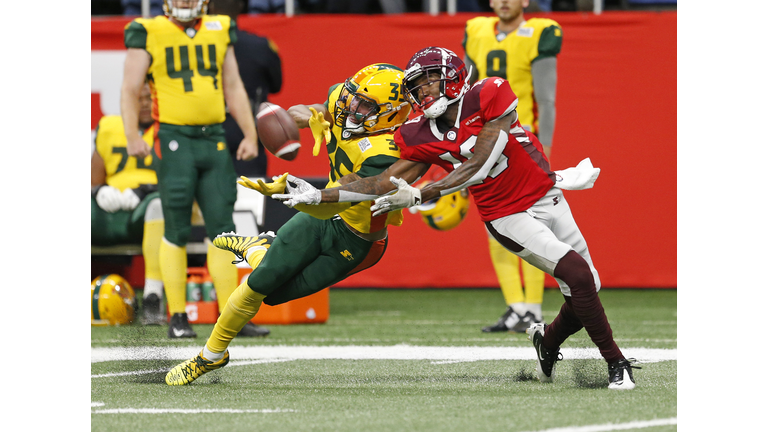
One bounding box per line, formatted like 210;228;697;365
92;83;166;326
120;0;265;338
463;0;562;333
165;64;412;385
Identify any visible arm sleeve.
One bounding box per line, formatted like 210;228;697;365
228;18;238;45
124;20;147;49
534;24;562;61
356;154;400;178
531;57;557;147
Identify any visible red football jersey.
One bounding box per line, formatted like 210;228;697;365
394;77;555;222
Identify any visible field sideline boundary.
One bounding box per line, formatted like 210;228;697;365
91;345;676;364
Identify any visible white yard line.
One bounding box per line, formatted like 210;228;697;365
91;345;677;364
92;408;296;414
519;417;677;432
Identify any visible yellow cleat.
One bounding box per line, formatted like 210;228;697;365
213;231;276;264
165;350;230;386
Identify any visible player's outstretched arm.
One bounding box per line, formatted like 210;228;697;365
272;159;428;207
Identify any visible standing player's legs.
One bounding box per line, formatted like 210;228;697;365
192;129;239;313
156;125;200;337
485;235;546;332
138;195;166;325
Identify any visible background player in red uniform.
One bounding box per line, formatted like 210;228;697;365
275;47;638;390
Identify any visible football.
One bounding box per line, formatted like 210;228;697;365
256;102;301;161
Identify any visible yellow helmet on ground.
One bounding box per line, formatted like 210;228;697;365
415;187;470;231
91;274;137;326
334;63;412;138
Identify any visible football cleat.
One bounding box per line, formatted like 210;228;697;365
141;293;166;326
165;350;230;386
213;231;276;264
482;306;517;332
237;322;270;337
509;311;543;334
608;358;641;390
527;323;562;383
168;312;197;339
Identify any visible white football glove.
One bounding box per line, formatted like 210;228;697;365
95;185;124;213
272;174;321;207
121;188;141;211
554;158;601;190
371;177;422;217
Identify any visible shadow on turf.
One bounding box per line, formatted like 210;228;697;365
571;359;607;389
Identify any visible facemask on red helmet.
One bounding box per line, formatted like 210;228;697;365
403;47;470;119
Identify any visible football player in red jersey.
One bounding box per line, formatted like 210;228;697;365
274;47;639;390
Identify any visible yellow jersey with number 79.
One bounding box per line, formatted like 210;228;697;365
124;15;235;126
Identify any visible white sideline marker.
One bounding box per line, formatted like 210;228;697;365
519;417;677;432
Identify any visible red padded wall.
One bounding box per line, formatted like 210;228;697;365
91;12;676;288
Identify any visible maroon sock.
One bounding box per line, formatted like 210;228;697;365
551;250;624;364
542;297;582;349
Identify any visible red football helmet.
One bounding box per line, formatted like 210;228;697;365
403;47;470;118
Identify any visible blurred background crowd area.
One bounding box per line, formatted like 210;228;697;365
92;0;677;16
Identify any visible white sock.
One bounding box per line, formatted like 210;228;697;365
143;279;164;298
202;345;225;362
510;302;526;317
525;303;543;321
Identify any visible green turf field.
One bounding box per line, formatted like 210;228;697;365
91;288;677;432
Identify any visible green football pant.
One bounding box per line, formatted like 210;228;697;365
249;213;388;306
154;123;236;246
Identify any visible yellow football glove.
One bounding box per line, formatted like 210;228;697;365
237;173;289;197
308;107;331;157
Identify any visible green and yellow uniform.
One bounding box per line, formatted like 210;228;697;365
124;14;240;316
247;83;403;306
463;17;562;135
91;115;158;246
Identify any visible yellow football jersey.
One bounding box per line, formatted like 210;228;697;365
95;115;157;191
463;17;562;135
124;15;235;126
325;84;404;233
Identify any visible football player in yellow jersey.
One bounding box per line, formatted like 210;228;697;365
120;0;266;338
463;0;562;333
165;64;411;385
91;83;167;325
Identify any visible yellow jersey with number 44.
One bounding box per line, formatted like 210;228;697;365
95;116;157;191
463;17;562;135
124;15;236;126
324;84;404;234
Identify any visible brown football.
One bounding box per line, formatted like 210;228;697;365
256;102;301;161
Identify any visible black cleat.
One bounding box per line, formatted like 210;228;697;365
168;313;197;339
141;293;166;326
608;358;640;390
527;323;562;383
482;306;517;332
237;322;270;337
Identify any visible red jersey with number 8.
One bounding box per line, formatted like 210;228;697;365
394;77;555;222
